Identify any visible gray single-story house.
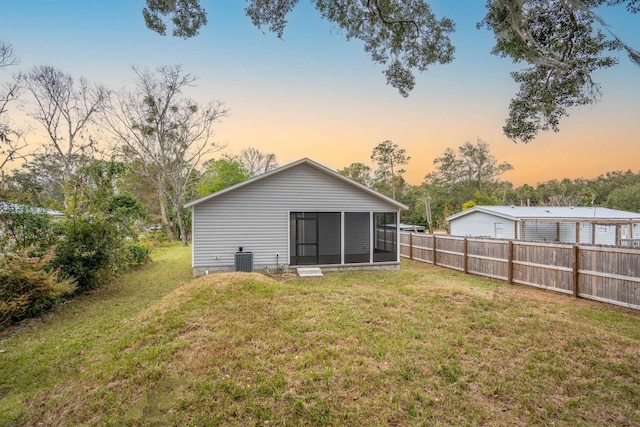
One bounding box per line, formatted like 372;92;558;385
446;205;640;246
184;158;408;277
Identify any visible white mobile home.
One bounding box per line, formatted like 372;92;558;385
446;206;640;246
185;158;408;277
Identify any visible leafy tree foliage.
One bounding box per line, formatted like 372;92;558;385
143;0;455;97
410;140;513;227
140;0;638;142
197;156;251;197
0;204;59;255
371;140;410;200
461;191;502;211
5;153;83;208
480;0;626;142
53;160;148;291
426;139;512;196
607;182;640;212
338;162;373;186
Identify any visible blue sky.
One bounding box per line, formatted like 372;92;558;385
2;0;639;185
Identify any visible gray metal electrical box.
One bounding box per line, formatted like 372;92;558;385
234;252;253;272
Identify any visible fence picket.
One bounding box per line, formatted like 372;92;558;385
400;232;640;310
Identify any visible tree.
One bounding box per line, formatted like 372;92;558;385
424;139;512;220
371;140;410;200
607;183;640;213
21;66;108;180
197;156;251;196
479;0;635;143
239;147;278;176
0;41;25;188
140;1;638;142
0;42;17;69
143;0;455;98
338;162;373;186
102;65;228;246
427;139;512;193
5;152;80;208
54;160;147;291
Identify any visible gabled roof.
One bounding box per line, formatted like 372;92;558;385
446;206;640;222
184;157;408;210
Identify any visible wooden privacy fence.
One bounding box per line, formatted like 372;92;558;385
400;232;640;310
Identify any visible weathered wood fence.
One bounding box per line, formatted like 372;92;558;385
400;232;640;310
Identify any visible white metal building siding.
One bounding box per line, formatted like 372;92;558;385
449;211;516;239
191;163;399;271
525;222;559;241
556;222;592;244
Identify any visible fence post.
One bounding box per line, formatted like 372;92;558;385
432;235;437;266
572;245;579;298
508;240;514;285
463;237;469;274
409;233;413;260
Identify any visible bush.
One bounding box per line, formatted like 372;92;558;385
126;243;151;265
52;218;115;292
0;207;59;255
110;243;152;275
0;249;76;328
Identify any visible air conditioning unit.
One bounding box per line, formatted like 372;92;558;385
234;250;253;272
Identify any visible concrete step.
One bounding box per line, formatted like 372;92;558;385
297;267;324;277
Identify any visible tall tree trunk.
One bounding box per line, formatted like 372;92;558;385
158;189;176;240
173;199;189;246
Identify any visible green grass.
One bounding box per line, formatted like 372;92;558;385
1;247;639;426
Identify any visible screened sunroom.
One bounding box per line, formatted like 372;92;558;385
186;158;406;277
289;211;399;266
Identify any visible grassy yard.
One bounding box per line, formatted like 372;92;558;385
1;245;639;426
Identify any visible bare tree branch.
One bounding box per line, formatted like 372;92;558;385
102;65;228;245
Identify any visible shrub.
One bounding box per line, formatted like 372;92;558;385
52;218;115;292
110;243;152;275
0;249;76;328
126;243;151;265
0;206;59;255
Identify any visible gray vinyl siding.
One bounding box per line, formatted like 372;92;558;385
449;211;516;239
192;163;398;270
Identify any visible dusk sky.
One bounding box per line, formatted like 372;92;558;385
2;0;639;186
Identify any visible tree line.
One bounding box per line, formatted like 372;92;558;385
340;139;640;230
0;48;279;327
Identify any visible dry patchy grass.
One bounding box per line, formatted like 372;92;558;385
1;254;639;426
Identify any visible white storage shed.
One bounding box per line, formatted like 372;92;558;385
446;206;640;246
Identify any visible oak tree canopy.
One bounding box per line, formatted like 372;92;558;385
142;0;638;142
